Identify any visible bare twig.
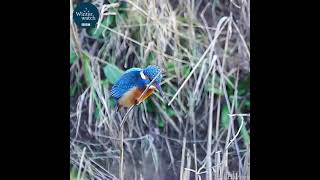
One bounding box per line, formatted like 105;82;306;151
180;137;187;180
225;116;244;150
77;147;86;180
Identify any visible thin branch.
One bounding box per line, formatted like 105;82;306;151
226;116;244;150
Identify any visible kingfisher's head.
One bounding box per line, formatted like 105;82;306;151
140;65;163;95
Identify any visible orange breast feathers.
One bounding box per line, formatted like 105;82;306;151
118;86;156;108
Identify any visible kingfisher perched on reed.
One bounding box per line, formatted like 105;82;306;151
111;65;163;111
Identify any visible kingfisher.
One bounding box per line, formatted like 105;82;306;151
111;65;163;111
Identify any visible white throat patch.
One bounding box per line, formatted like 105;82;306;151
140;71;147;80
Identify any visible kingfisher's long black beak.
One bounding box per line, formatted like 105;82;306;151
155;83;164;96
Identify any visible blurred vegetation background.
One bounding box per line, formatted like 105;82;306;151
70;0;250;179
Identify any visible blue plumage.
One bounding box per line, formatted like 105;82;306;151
110;65;163;110
143;65;162;84
124;67;143;73
111;69;149;100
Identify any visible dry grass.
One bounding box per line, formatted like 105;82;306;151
70;0;250;179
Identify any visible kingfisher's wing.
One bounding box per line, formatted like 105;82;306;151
110;68;142;100
124;67;142;73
